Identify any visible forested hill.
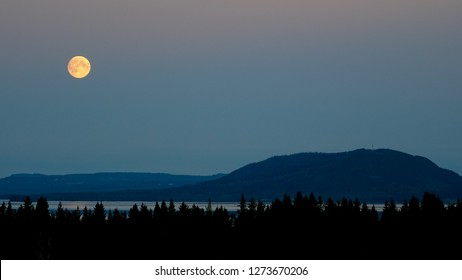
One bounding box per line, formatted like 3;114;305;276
191;148;462;202
4;149;462;203
0;172;225;197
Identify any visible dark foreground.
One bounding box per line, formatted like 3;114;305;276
1;192;461;260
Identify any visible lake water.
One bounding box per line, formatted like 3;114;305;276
0;200;241;212
0;199;392;212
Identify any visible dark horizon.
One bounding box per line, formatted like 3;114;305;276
2;148;461;204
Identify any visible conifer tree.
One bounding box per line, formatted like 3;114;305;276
408;196;420;217
421;192;445;222
168;199;176;216
248;197;257;220
35;196;50;226
282;194;293;213
128;203;139;222
256;200;266;219
381;200;398;225
139;203;152;224
107;209;113;222
71;206;81;224
0;202;6;216
93;202;106;225
55;202;66;224
109;208;124;225
6;201;13;218
17;196;34;223
294;192;304;211
81;206;91;224
178;202;190;217
238;194;247;215
206;198;213;218
160;200;168;216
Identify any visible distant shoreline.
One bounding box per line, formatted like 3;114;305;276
0;199;400;213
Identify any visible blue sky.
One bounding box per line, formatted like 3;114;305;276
1;0;461;177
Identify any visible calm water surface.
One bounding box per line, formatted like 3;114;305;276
0;200;241;212
0;200;392;212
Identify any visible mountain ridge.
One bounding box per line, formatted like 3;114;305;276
0;172;225;197
194;148;461;202
3;149;462;203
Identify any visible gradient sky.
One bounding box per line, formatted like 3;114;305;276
1;0;461;178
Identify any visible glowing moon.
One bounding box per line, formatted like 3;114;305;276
68;56;91;79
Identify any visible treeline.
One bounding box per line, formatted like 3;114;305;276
1;192;461;259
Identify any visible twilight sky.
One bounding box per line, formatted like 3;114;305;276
1;0;461;178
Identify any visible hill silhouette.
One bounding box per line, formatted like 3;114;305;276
185;148;462;202
115;148;462;202
0;172;224;198
3;149;462;203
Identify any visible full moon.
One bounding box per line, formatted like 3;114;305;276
67;56;91;79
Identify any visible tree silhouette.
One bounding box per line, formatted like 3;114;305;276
381;199;398;226
35;196;50;226
238;194;247;216
139;203;152;224
93;202;106;225
178;202;190;217
1;191;461;260
168;199;176;217
248;197;257;220
421;192;445;222
6;201;14;218
206;198;213;218
108;208;125;225
256;200;266;220
81;206;91;224
16;196;34;224
0;202;6;217
55;202;66;225
128;203;139;223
